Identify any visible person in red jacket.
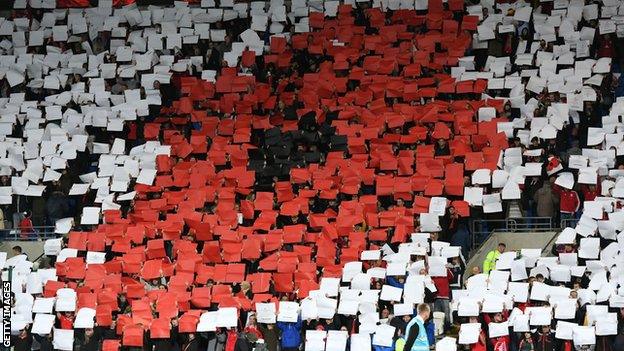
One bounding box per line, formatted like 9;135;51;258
431;266;454;331
597;34;615;58
57;312;74;329
19;211;35;239
558;188;580;222
487;312;511;351
580;184;599;202
559;340;573;351
469;316;487;351
224;328;238;351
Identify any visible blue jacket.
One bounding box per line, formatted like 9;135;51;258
386;276;405;289
276;318;302;348
425;321;435;346
405;317;429;351
373;342;395;351
616;72;624;98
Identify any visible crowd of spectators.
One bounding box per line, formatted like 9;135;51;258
1;0;624;351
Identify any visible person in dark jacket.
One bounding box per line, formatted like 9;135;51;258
46;190;69;226
31;192;46;226
33;333;53;351
434;138;451;156
439;206;466;243
153;80;178;108
182;333;200;351
12;327;33;351
533;181;559;226
76;328;101;351
151;324;179;351
258;324;280;351
532;325;554;351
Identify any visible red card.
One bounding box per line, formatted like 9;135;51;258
102;340;120;351
141;260;163;280
150;319;171;339
122;324;144;347
273;272;294;293
178;313;199;333
250;272;271;293
190;287;211;308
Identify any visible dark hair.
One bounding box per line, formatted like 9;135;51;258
12;245;22;253
498;243;506;247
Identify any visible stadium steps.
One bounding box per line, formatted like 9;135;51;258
0;239;45;263
463;230;559;282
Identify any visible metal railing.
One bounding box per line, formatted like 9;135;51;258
1;226;57;241
469;216;583;255
560;218;580;229
470;217;555;252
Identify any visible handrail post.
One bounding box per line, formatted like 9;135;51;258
470;220;475;251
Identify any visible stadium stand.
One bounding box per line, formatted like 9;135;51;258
1;0;624;351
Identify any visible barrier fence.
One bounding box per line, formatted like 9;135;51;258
469;217;580;253
560;218;580;230
1;226;57;241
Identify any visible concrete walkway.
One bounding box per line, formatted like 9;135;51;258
464;231;559;282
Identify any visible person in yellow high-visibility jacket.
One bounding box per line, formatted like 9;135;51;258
395;337;405;351
483;243;506;274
